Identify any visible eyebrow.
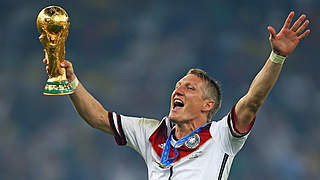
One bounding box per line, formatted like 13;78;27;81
175;81;195;87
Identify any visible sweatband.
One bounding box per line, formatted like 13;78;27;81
269;51;286;64
70;77;79;90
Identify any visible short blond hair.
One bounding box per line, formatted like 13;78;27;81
187;68;222;121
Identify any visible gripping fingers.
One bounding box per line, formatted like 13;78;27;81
60;60;70;68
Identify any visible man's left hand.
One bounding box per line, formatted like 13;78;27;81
267;11;310;57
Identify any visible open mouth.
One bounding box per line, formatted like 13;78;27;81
173;99;184;109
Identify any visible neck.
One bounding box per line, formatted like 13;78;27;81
174;120;207;140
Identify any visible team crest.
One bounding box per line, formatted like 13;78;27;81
185;133;200;149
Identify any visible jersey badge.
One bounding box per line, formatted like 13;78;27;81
185;133;200;149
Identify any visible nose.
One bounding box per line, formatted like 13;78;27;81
173;85;184;97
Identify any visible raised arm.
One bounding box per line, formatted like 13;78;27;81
235;11;310;132
43;59;113;134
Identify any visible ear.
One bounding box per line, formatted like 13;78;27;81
201;99;215;113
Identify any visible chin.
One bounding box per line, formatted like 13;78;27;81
168;114;175;121
168;114;178;123
168;115;189;124
169;118;180;124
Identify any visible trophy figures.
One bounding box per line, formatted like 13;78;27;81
37;6;74;95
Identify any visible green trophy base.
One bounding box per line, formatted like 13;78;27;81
43;80;74;95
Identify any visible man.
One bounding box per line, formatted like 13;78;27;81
44;12;310;179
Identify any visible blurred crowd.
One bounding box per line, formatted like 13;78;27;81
0;0;319;179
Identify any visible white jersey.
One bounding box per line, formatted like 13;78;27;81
108;106;254;180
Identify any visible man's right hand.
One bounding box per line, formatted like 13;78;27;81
43;57;113;134
43;58;77;82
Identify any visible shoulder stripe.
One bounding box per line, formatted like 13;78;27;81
227;112;244;138
116;114;127;145
227;105;255;138
112;113;120;135
108;112;126;146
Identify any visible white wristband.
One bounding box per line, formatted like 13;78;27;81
70;77;79;90
269;51;286;64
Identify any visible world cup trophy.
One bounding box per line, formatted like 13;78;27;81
36;6;74;95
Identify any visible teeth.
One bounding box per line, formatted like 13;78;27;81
174;99;183;104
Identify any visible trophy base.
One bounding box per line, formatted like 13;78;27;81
43;80;74;95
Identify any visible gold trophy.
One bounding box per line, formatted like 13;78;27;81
36;6;74;95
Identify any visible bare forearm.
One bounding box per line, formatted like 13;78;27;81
69;82;112;134
246;59;282;108
235;58;282;131
234;11;309;132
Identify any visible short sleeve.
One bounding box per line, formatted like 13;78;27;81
108;112;160;158
210;106;255;156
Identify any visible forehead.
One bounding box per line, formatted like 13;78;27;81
177;74;204;85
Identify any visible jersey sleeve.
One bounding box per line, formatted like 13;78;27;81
210;106;255;156
107;111;160;158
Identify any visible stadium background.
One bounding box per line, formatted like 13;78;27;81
0;0;319;179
